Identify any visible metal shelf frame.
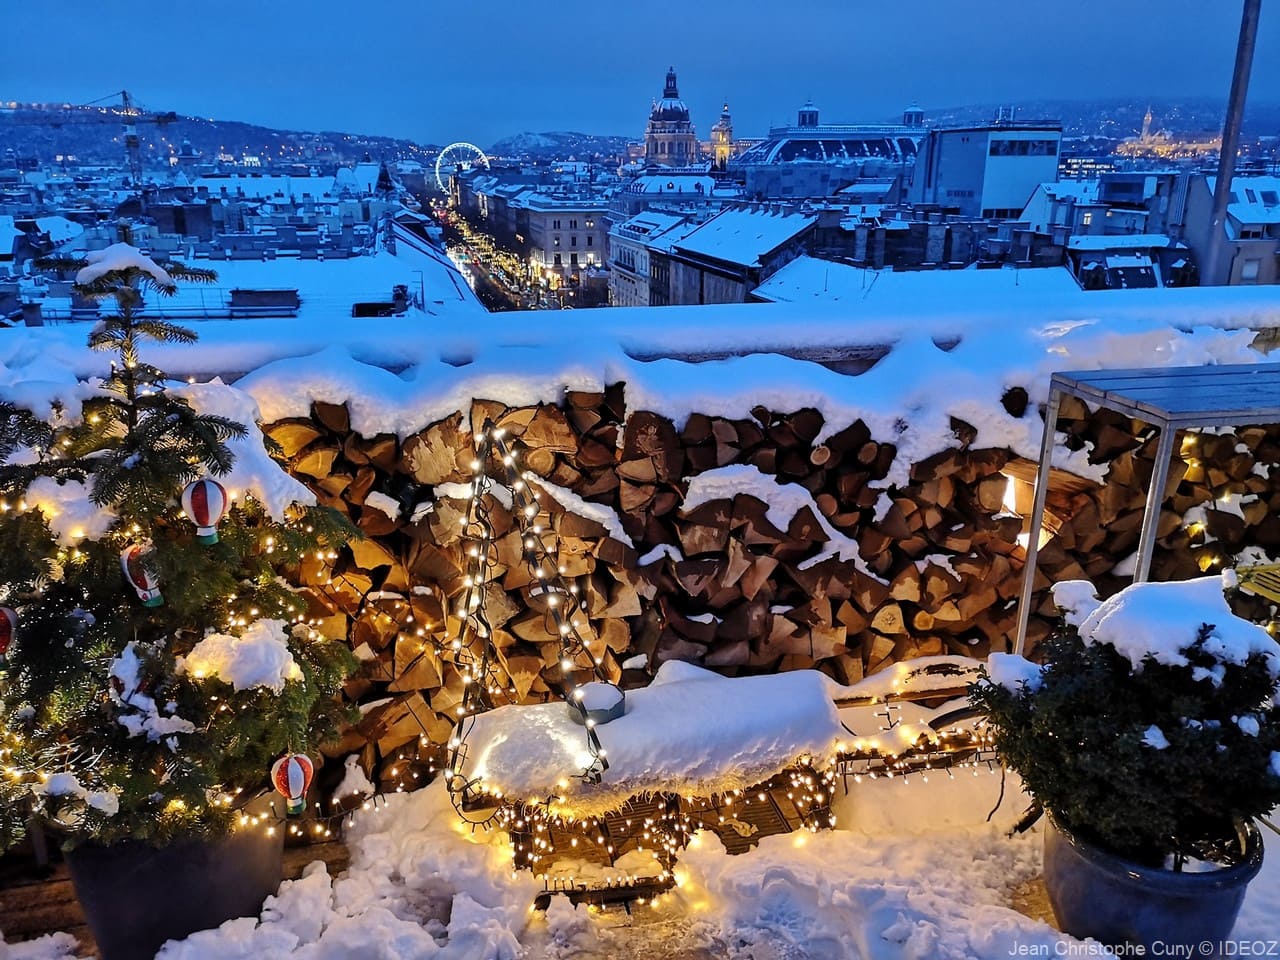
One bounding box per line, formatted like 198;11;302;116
1014;363;1280;655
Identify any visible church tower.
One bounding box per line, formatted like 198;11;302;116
710;100;734;168
644;67;699;167
1142;105;1154;141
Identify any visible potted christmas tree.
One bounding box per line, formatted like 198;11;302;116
972;574;1280;950
0;244;356;960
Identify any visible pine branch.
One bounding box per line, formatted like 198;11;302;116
34;255;88;275
0;402;55;464
156;262;217;286
133;320;198;345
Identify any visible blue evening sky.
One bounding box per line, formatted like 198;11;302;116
4;0;1276;146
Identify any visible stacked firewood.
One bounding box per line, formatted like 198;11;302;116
263;386;1280;783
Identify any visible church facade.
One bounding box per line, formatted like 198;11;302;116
644;68;700;167
709;102;734;169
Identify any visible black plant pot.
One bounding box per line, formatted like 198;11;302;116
66;827;283;960
1043;816;1263;951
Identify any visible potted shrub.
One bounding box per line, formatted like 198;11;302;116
0;244;356;960
972;575;1280;949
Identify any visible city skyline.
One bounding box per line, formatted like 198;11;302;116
5;0;1278;147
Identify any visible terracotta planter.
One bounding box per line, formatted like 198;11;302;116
66;827;283;960
1043;816;1262;951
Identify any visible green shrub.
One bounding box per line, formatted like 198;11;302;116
972;577;1280;867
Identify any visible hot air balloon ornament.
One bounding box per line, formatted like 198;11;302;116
120;543;163;607
0;606;14;674
270;753;315;816
181;478;229;545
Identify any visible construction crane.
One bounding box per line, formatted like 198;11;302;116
87;90;178;205
9;89;178;213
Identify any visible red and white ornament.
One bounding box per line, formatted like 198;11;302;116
181;478;229;545
0;606;15;671
270;753;314;816
120;543;163;607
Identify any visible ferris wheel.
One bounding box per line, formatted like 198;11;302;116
435;142;490;193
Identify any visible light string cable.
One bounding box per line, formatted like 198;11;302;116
398;419;620;829
487;424;614;785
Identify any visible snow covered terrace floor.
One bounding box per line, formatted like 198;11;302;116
8;774;1280;960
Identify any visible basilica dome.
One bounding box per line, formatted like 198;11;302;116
650;67;691;122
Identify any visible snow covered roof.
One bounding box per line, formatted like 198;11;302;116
1040;180;1101;203
752;256;1081;306
673;206;817;267
33;216;84;246
0;215;19;258
616;211;688;235
1103;252;1154;270
735;128;920;165
834;180;897;202
610;211;693;248
627;174;717;196
33;242;480;328
1067;234;1176;251
192;174;338;201
1208;175;1280;226
464;660;844;816
647;220;700;254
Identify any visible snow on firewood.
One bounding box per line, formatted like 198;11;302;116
682;463;882;578
362;490;402;519
529;475;634;547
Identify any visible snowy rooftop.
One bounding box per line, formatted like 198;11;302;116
189;164;385;202
26;242;482;326
672;206;817;267
1209;175;1280;226
0;215;20;258
611;211;690;241
1067;234;1179;251
190;174;341;201
184;247;478;312
1040;180;1102;203
33;217;85;246
752;256;1083;305
625;174;719;196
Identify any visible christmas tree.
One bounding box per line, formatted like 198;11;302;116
0;242;356;849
